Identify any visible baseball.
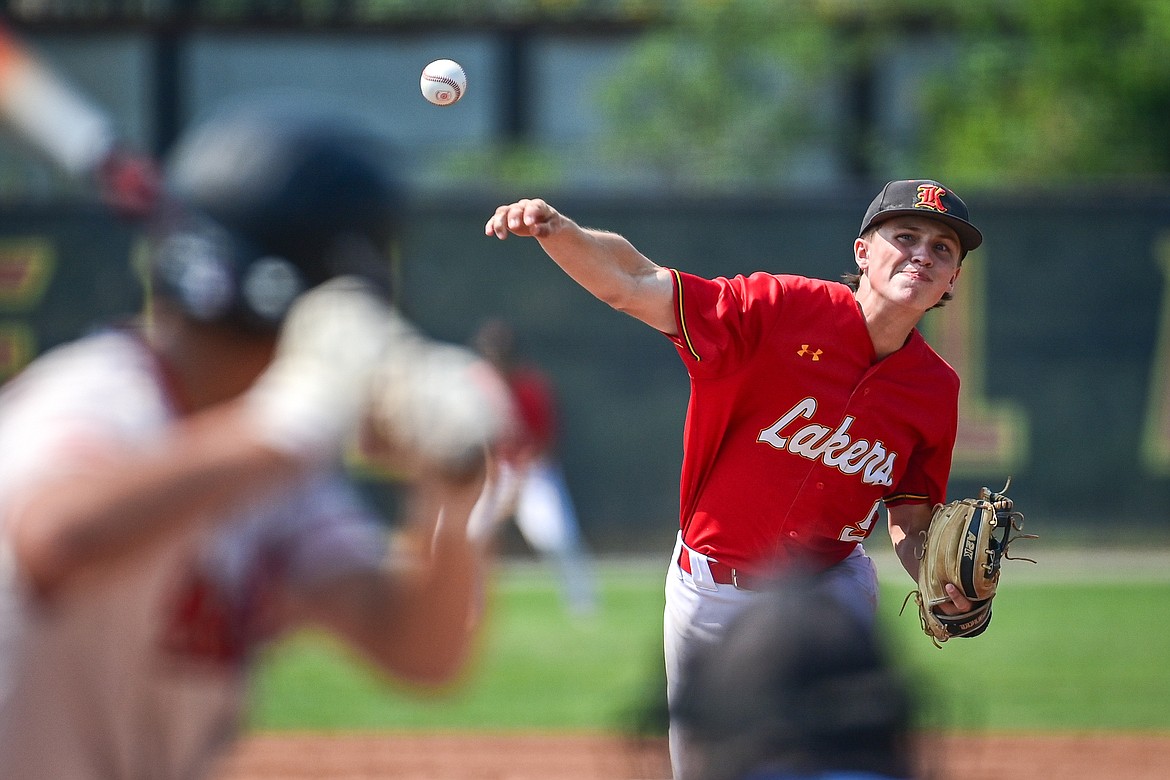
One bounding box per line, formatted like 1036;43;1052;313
420;59;467;106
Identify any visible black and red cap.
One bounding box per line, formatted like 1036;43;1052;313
858;179;982;254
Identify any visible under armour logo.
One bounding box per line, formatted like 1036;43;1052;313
915;184;948;213
797;345;823;361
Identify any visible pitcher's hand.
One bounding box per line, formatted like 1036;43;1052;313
485;198;568;240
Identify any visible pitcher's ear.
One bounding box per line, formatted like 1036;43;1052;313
854;237;869;269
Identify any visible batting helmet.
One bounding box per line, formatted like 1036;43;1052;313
146;100;400;331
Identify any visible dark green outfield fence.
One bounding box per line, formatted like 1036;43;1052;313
4;186;1170;549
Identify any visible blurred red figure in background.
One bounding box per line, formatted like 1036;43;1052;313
473;317;597;616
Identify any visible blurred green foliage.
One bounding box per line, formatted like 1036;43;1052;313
598;0;879;188
598;0;1170;188
920;0;1170;185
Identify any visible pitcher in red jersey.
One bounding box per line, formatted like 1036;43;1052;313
486;180;984;780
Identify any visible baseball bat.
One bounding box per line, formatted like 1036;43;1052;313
0;22;160;218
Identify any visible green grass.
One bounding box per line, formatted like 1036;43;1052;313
246;557;1170;734
247;560;668;733
883;580;1170;731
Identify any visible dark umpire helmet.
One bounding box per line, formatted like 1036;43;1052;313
672;575;915;780
146;100;400;331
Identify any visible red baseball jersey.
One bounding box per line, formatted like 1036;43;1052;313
667;270;959;572
507;366;558;454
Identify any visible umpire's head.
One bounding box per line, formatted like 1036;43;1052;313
671;575;916;780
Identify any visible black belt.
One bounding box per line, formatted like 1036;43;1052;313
677;548;765;591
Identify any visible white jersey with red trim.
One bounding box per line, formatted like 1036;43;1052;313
0;329;386;779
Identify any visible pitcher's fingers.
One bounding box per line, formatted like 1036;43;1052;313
484;204;516;238
487;201;535;238
485;199;555;239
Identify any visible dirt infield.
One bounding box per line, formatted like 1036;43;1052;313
215;731;1170;779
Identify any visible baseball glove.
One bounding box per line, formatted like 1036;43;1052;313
364;308;518;480
903;480;1036;647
